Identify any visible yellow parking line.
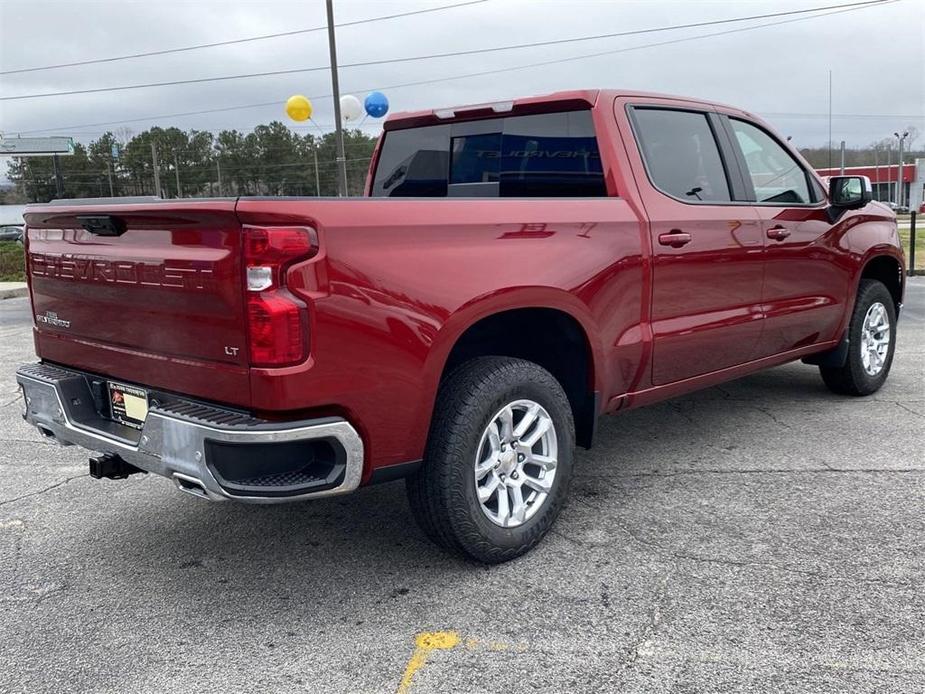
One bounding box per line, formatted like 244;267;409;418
396;631;529;692
397;631;460;694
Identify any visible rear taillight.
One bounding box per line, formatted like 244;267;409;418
243;225;316;367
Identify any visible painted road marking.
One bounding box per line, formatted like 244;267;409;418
397;632;529;692
397;631;460;694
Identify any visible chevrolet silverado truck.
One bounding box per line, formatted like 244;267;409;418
16;90;904;563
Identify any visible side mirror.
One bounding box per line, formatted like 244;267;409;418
829;175;872;209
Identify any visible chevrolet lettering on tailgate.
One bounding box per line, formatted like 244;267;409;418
29;252;215;290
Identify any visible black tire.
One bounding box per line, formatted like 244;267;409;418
406;356;575;564
820;279;897;396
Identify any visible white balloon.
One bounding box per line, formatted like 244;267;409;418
340;95;363;122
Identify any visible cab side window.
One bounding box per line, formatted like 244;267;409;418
631;108;731;203
370;111;606;198
730;119;812;204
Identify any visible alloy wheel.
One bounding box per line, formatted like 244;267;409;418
474;399;558;528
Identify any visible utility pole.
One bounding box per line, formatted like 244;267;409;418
110;142;119;197
174;152;182;198
839;140;845;175
325;0;348;197
886;144;892;205
895;131;908;208
52;154;64;198
216;159;223;196
313;146;321;196
151;142;162;197
874;147;880;201
827;70;833;170
27;159;39;201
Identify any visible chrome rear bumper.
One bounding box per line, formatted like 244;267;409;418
16;363;364;503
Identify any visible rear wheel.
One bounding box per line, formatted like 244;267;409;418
820;279;897;396
406;357;574;564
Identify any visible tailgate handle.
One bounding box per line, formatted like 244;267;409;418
77;215;126;237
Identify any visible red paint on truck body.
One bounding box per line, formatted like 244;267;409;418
22;90;904;483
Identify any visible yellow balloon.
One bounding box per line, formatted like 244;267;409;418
285;95;313;122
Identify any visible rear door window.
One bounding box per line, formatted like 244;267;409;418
631;108;731;203
371;111;606;197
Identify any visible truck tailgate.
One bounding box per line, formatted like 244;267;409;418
24;200;252;407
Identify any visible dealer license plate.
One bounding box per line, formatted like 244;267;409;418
107;381;149;429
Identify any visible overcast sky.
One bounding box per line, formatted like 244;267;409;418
0;0;923;151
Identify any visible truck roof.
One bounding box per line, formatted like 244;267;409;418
383;89;754;131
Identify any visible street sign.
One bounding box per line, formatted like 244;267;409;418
0;136;75;156
111;143;120;159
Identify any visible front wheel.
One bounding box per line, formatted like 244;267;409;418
406;357;574;564
820;279;897;396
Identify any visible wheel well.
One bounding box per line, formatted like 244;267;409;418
442;308;597;449
861;255;903;313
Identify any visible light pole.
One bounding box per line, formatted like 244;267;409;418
214;143;224;196
874;147;880;201
886;143;892;204
326;0;348;197
150;142;162;198
174;152;182;199
827;69;833;170
894;131;909;209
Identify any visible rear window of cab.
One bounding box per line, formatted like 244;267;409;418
371;110;607;198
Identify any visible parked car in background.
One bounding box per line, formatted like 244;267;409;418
0;224;24;243
16;89;905;563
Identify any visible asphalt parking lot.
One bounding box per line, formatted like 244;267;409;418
1;281;923;694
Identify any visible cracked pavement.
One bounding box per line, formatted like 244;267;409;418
1;280;923;693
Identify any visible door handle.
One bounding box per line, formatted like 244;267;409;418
766;226;791;241
658;230;692;248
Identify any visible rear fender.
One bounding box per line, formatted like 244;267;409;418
416;287;605;439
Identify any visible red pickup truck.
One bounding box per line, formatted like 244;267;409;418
17;90;904;563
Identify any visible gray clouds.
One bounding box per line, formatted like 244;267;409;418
0;0;922;149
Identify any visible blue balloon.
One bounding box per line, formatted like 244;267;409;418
364;91;389;118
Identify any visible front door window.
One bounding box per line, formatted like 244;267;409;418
730;119;812;205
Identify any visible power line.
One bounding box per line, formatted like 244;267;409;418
36;112;925;139
3;102;300;134
0;0;893;102
0;0;488;75
24;157;375;179
4;0;899;133
13;108;922;140
55;127;385;138
763;111;924;120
